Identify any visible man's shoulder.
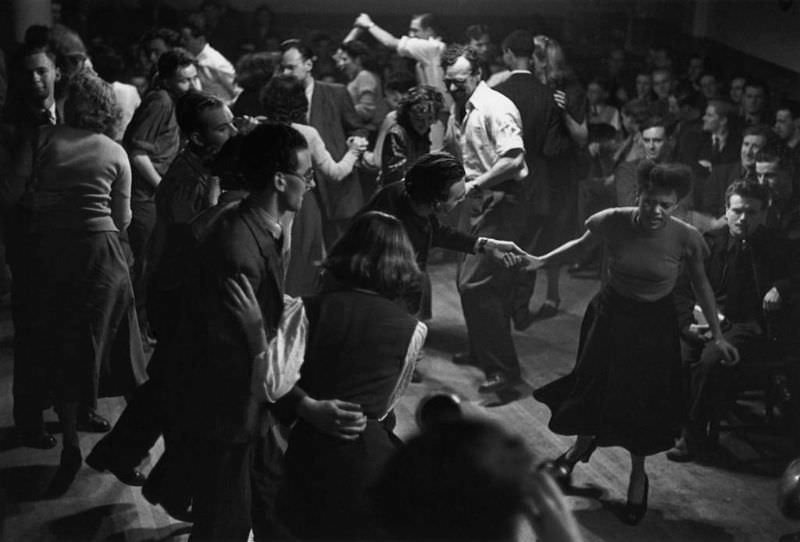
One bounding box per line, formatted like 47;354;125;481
314;80;347;95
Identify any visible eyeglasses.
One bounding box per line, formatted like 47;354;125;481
444;77;470;89
283;169;315;185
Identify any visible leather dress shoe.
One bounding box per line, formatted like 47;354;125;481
18;428;57;449
538;438;598;489
77;411;111;433
86;445;146;486
512;308;537;332
43;446;82;498
478;373;519;394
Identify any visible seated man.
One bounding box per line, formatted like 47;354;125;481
668;180;799;462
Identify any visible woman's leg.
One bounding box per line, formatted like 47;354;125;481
45;400;83;497
628;454;647;504
545;266;561;306
563;434;596;464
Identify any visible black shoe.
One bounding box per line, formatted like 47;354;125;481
533;299;560;320
17;428;57;449
43;446;82;498
478;374;519;394
142;482;193;522
621;474;649;525
538;438;597;488
77;411;111;433
86;444;147;486
512;308;537;332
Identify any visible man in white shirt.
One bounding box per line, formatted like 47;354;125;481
353;12;448;149
180;13;241;106
442;43;528;394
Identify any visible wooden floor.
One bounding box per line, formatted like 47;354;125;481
0;260;797;541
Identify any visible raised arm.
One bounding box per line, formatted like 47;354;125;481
354;13;400;50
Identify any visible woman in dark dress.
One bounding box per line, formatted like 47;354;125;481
14;71;146;494
277;211;427;540
511;161;738;524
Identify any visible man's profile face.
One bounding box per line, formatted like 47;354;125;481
755;160;792;199
702;104;722;133
280;48;313;84
23;52;60;102
196;105;237;154
408;17;433;39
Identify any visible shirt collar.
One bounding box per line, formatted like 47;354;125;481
467;80;492;111
249;204;283;241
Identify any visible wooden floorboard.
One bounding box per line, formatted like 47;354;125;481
0;261;796;541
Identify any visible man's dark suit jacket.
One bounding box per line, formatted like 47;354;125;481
308;80;366;221
674;225;799;333
494;71;561;210
173;199;285;444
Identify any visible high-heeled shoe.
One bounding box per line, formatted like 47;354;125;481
621;474;649;525
538;438;598;488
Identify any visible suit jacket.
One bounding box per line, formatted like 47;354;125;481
308;80;366;220
172;199;285;444
495;71;561;208
674;225;800;331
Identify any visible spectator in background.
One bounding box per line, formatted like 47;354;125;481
231;51;274;117
741;79;768;126
465;24;492;63
774;102;800;172
180;12;241;105
200;0;241;61
729;75;747;112
634;70;654;103
685;54;705;89
698;72;720;100
139;27;181;81
650;67;675;123
244;4;274;53
90;43;141;141
755;149;800;238
700;99;742;171
586;77;621;132
670;87;706;170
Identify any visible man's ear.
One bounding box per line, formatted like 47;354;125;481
274;172;288;193
188;130;203;147
54;67;62;82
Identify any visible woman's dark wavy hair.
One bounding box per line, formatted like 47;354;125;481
636;160;692;201
404;152;465;205
323;211;422;300
397;85;444;135
260;74;308;124
339;39;379;73
63;69;121;138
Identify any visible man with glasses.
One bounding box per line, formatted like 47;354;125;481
441;43;528;394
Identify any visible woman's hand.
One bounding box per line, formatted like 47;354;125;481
553;90;567;110
222;273;266;357
715;337;740;367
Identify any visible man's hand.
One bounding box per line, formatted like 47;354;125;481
354;13;374;29
763;286;782;312
716;337;741;367
297;397;367;440
553;90;567;110
464;180;481;196
486;239;525;254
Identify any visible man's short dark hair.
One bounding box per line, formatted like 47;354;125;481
279;39;314;61
176;90;225;135
742;123;773;141
744;78;768;94
501;29;534;58
404;152;465;205
725;180;769;207
140;27;181;49
640;116;666;133
707;99;734;122
183;12;208;39
157;47;196;80
412;13;440;36
440;43;481;75
776;101;800;119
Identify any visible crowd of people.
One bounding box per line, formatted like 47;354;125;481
0;2;799;540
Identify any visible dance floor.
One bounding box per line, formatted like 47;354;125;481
0;260;797;541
